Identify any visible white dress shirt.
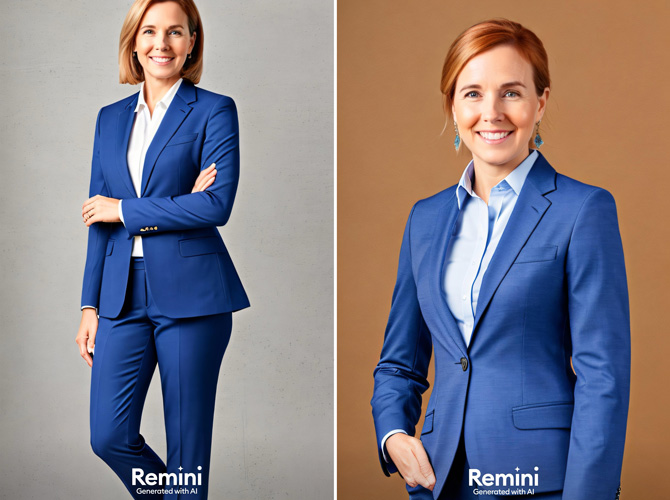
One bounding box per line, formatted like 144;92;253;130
82;78;183;313
120;77;184;257
381;150;538;462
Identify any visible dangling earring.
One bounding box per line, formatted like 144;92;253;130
454;121;461;151
132;51;137;58
534;120;544;148
187;53;192;59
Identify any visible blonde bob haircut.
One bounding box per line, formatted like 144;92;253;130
119;0;204;85
441;19;550;119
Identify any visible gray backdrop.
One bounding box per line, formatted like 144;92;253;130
0;1;333;498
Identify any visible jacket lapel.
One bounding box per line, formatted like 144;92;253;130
426;191;469;356
116;96;140;198
140;80;196;196
470;153;557;344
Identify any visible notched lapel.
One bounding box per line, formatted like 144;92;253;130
116;98;140;198
470;155;557;343
140;84;195;196
423;192;468;356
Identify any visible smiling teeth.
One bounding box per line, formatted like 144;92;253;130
480;131;510;140
151;57;172;62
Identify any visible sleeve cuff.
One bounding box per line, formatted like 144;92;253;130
118;199;125;225
81;305;98;314
381;429;408;463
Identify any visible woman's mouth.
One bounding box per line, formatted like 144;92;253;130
149;56;175;65
477;130;513;144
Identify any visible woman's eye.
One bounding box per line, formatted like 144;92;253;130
504;90;520;98
465;91;479;98
170;30;182;36
143;29;154;35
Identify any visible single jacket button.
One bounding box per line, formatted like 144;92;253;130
460;357;468;371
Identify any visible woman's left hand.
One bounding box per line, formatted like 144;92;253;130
82;195;121;226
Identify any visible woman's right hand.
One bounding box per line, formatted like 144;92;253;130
191;163;217;193
386;433;436;491
75;308;98;367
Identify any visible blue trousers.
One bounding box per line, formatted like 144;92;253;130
409;433;562;500
90;258;232;499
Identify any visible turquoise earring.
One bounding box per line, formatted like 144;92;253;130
534;121;544;148
454;122;461;151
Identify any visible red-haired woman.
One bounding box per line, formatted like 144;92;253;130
371;19;629;500
74;1;249;498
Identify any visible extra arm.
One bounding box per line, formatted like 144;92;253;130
371;204;433;476
562;188;631;500
120;96;240;235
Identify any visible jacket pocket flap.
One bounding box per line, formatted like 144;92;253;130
179;237;220;257
512;402;573;429
167;133;198;146
421;411;434;435
515;245;557;264
105;240;114;256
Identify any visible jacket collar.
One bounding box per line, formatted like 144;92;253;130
116;79;197;197
427;151;557;353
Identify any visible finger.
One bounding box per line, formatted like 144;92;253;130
412;446;436;490
82;201;95;217
82;196;97;211
193;171;217;192
77;338;93;367
202;176;215;191
86;213;99;226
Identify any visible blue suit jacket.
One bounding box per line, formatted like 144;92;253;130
81;80;250;319
371;153;630;499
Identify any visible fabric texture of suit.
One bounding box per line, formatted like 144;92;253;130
371;152;630;500
81;79;249;318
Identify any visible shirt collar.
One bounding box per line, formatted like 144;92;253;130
135;78;183;113
456;150;539;209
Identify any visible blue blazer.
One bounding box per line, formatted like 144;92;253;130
81;80;250;319
371;153;630;500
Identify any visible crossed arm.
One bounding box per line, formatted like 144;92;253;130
75;166;219;367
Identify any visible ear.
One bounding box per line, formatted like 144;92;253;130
189;31;197;54
536;87;550;122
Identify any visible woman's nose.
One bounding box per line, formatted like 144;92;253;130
155;35;169;51
481;95;504;122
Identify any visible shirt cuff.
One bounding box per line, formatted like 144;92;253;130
81;305;97;313
381;429;408;463
118;199;125;225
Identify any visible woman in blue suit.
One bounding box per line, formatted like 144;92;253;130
74;1;249;498
371;20;629;500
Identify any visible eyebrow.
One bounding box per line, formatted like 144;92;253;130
139;24;185;30
457;81;527;93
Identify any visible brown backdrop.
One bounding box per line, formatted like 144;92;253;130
338;1;670;498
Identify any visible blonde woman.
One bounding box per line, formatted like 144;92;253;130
74;1;249;497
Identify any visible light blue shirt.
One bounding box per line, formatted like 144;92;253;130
443;150;538;346
381;150;538;461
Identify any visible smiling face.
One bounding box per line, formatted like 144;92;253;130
134;1;196;88
452;44;549;175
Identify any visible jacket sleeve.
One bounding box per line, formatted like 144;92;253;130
370;204;433;476
562;188;630;500
80;108;111;310
120;96;240;235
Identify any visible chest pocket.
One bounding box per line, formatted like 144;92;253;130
166;133;198;147
514;245;557;264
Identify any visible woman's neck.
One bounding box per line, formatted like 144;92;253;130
143;76;180;116
471;150;531;204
